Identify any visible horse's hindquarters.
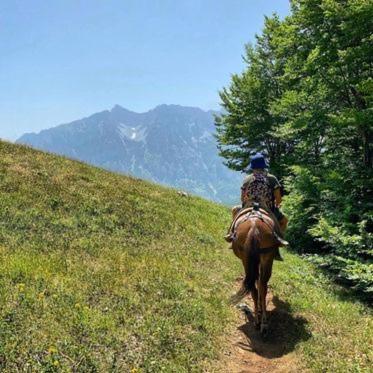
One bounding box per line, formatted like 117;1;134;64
230;217;277;335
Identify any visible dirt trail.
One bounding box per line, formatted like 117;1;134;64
219;280;309;373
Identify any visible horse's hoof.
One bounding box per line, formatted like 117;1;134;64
260;323;269;337
237;303;251;314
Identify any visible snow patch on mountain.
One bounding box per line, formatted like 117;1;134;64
208;182;218;196
117;124;147;143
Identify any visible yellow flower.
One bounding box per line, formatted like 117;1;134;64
17;283;25;291
53;360;59;366
48;346;57;354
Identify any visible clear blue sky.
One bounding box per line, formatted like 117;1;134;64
0;0;290;140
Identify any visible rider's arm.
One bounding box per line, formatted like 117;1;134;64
240;175;251;205
268;174;282;208
274;188;282;207
241;184;248;204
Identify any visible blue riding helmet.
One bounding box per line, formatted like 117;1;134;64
249;152;269;170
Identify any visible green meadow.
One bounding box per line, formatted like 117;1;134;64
0;141;371;372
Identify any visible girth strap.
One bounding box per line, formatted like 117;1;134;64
252;245;278;255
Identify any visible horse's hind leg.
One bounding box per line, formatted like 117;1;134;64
258;280;268;335
259;256;274;335
251;286;260;328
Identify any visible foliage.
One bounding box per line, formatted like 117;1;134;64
215;0;373;298
272;250;372;372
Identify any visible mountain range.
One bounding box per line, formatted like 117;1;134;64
17;104;242;204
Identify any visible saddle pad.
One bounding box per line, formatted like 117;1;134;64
233;208;273;232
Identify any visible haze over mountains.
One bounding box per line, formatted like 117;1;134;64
17;104;241;204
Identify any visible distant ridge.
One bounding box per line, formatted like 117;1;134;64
17;104;241;204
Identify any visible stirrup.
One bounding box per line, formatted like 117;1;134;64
224;234;233;243
274;232;289;246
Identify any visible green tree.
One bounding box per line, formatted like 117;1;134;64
215;15;290;177
215;0;373;298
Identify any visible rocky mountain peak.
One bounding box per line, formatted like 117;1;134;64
17;104;241;204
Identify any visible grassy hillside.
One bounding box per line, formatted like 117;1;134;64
0;141;371;372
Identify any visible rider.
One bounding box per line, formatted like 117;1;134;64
225;152;288;260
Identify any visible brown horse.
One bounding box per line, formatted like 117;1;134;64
231;208;280;335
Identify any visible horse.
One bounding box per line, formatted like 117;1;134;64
230;206;280;335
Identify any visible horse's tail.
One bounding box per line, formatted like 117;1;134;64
243;223;260;292
231;223;260;304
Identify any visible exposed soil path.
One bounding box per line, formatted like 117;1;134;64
219;279;308;373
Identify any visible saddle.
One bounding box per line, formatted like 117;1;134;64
228;203;288;246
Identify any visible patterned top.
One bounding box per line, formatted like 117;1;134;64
241;171;281;211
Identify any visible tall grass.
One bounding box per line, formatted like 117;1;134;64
0;141;371;371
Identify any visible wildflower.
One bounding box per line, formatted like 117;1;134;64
48;346;57;354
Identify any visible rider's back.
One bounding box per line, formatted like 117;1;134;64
241;171;280;211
